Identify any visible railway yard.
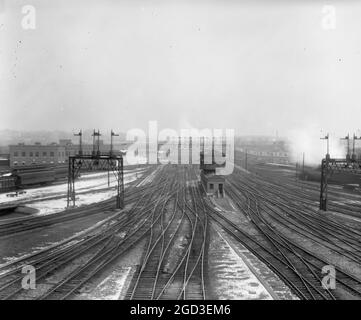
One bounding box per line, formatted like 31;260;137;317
0;160;361;300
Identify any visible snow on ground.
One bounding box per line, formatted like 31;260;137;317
266;163;294;167
208;227;273;300
137;165;162;186
234;164;250;174
332;200;361;206
78;266;132;300
0;213;120;269
29;190;116;216
0;168;146;216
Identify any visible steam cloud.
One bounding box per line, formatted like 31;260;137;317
288;128;346;166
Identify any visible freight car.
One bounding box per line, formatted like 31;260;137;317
54;165;68;179
15;170;55;186
299;165;361;188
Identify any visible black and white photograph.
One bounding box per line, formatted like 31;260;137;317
0;0;361;309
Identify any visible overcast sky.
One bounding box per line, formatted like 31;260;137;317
1;0;361;140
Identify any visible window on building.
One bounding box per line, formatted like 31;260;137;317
43;152;47;156
209;183;214;190
22;152;26;157
29;152;33;157
14;152;18;157
35;152;39;157
50;152;54;157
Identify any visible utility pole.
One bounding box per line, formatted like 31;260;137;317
341;133;350;162
74;130;82;156
302;152;305;176
301;152;305;190
245;149;248;171
212;136;215;164
320;133;330;211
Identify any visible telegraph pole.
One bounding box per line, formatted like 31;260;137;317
245;149;248;171
302;152;305;176
320;133;330;211
301;152;305;190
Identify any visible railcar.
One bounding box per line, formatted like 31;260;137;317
16;170;55;186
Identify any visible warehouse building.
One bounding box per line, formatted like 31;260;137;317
9;143;66;168
9;140;126;168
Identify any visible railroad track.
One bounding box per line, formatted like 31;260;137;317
0;166;157;237
4;161;359;301
0;165;210;300
0;165;171;300
207;166;361;300
229;171;361;261
238;160;361;218
125;166;208;300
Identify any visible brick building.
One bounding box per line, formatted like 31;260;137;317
9;143;66;167
9;139;126;168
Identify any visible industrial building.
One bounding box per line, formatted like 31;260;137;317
9;139;125;169
9;143;67;168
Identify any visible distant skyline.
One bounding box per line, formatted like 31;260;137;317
1;0;361;141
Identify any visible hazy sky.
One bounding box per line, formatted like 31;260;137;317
1;0;361;139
